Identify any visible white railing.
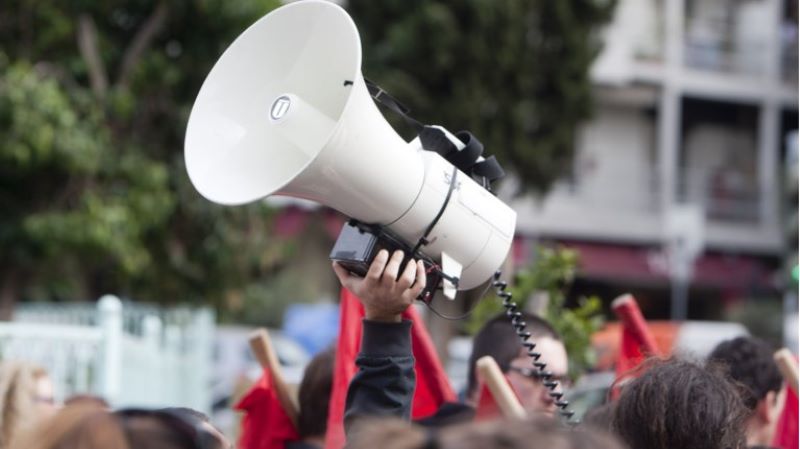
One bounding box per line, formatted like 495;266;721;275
2;295;214;413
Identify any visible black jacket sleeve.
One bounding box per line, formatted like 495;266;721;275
344;319;416;432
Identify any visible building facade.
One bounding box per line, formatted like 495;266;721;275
510;0;798;322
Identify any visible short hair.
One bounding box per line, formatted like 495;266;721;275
612;357;748;449
297;346;335;438
466;312;561;396
157;408;209;425
709;336;783;410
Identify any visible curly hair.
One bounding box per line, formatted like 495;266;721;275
708;336;783;410
612;357;748;449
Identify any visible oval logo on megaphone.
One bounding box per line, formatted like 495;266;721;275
270;95;292;121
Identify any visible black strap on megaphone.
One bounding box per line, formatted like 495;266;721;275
363;78;507;288
364;78;424;133
418;127;505;187
364;78;505;188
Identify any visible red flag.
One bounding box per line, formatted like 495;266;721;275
613;294;659;378
772;383;799;449
474;383;502;421
610;295;660;400
324;288;457;449
235;370;300;449
473;374;522;421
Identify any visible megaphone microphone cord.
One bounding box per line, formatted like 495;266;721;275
421;270;577;423
492;270;576;423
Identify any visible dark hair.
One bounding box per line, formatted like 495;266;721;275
612;357;748;449
709;336;783;410
158;408;210;425
12;404;224;449
116;408;224;449
298;346;335;438
581;403;614;432
348;416;625;449
467;312;561;396
442;417;624;449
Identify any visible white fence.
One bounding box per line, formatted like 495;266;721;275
0;295;214;413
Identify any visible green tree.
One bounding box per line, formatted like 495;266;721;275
0;1;287;316
348;0;615;193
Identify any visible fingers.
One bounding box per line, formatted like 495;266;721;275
332;262;358;292
397;259;417;291
332;262;350;284
408;260;427;299
365;250;390;283
381;250;404;285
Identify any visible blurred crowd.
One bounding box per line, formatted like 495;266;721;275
0;250;794;449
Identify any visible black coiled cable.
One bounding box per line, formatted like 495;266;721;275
492;271;576;422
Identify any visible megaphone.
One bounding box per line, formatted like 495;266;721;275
185;0;516;299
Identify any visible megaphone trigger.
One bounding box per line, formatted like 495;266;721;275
329;220;442;303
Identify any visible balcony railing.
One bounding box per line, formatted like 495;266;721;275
683;0;773;78
679;168;762;224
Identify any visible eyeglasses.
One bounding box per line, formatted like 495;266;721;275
114;408;225;449
508;366;572;388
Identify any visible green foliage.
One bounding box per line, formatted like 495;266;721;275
348;0;616;193
467;247;604;379
723;298;784;347
0;1;291;312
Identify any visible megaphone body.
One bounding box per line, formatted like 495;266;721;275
185;0;516;293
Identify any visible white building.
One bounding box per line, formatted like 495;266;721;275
511;0;798;319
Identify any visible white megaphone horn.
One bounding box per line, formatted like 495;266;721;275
185;0;516;300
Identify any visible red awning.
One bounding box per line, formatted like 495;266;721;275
558;240;777;290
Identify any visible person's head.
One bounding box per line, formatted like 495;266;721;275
12;403;226;449
298;346;335;441
348;416;625;449
467;312;568;415
159;408;231;449
709;336;786;446
11;403;127;449
0;361;56;447
612;357;748;449
116;408;226;449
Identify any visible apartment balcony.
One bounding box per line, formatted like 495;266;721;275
512;97;784;254
592;0;798;107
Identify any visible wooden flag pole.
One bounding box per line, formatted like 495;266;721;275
249;328;300;426
476;356;527;419
774;348;798;394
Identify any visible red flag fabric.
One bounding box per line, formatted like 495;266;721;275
473;374;521;421
324;288;457;449
474;383;502;421
235;370;300;449
613;294;659;378
616;325;647;378
611;295;660;400
772;383;799;449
